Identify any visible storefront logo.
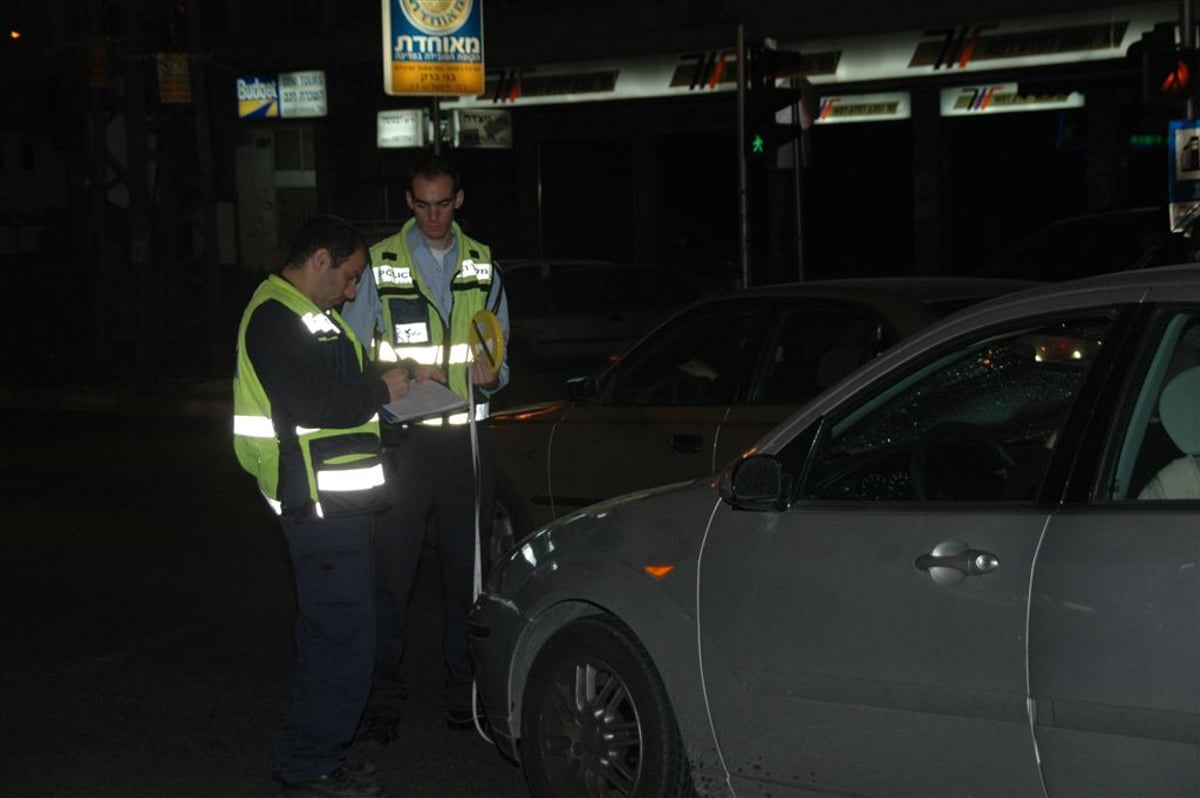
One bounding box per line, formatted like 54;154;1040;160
400;0;473;37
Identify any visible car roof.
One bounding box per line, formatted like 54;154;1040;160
671;275;1040;329
970;261;1200;306
752;262;1200;455
877;263;1200;350
833;263;1200;384
598;275;1041;359
732;275;1040;303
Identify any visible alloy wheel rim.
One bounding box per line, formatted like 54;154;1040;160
537;658;643;797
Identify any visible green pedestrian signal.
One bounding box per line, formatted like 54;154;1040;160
743;39;813;162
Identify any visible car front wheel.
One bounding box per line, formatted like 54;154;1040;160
520;617;695;798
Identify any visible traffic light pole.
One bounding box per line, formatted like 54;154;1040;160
789;78;805;282
1184;0;1196;119
736;23;750;289
431;97;442;153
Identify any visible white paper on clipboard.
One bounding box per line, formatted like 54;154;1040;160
380;380;466;423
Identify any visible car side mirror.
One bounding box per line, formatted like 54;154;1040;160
720;454;789;511
567;374;600;402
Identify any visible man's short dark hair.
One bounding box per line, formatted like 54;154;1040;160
408;150;462;194
282;215;367;272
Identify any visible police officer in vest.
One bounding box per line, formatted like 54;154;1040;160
233;215;442;797
341;153;510;742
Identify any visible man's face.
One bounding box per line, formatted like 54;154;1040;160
314;246;366;311
406;173;463;248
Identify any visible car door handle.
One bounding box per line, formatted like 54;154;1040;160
915;540;999;586
672;434;703;453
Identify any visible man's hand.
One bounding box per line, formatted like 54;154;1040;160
412;364;446;384
470;358;499;389
381;368;410;401
382;363;446;401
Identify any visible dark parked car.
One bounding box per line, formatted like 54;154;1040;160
502;258;719;369
472;263;1200;798
489;275;1035;553
980;206;1198;281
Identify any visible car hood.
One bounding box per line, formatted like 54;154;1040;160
486;477;721;598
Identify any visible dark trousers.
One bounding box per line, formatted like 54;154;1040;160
271;513;376;782
369;424;494;717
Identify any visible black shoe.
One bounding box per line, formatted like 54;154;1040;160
352;715;400;749
278;765;384;797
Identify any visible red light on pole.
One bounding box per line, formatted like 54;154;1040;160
1161;58;1191;96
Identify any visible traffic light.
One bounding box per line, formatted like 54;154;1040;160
1144;48;1200;105
1136;23;1200;106
745;39;813;162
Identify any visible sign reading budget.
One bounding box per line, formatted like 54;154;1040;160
382;0;484;96
237;76;279;118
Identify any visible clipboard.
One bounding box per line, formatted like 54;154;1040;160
380;379;466;423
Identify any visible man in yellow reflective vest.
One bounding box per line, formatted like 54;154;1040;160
341;153;510;742
233;215;441;798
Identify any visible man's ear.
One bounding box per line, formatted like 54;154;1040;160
405;191;415;211
453;190;464;210
311;247;334;272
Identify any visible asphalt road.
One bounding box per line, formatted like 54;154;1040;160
1;409;532;798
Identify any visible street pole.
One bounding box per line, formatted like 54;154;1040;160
1184;0;1196;120
736;23;750;289
432;97;442;153
789;78;804;282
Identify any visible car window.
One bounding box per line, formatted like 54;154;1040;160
753;301;890;405
1106;311;1200;501
504;269;550;316
799;315;1114;502
606;299;765;406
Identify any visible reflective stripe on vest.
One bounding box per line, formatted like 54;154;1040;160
297;414;381;436
418;402;490;426
316;462;386;492
378;341;472;365
234;414;275;438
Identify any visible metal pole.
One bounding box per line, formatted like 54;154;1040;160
186;0;224;374
432;97;442;153
85;10;111;376
1184;0;1196;119
789;79;804;282
736;23;750;289
535;139;545;258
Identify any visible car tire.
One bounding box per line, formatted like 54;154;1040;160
491;474;531;565
520;616;695;798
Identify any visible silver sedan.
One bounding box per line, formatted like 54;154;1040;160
471;264;1200;798
489;275;1036;560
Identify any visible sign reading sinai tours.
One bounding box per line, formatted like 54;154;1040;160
382;0;485;96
